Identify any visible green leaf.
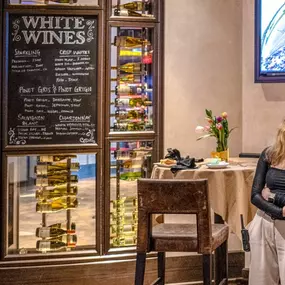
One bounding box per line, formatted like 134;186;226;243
205;109;212;118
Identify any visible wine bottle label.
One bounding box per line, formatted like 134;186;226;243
38;241;51;251
38;156;54;163
37;228;51;238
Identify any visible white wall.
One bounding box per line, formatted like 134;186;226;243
164;0;243;159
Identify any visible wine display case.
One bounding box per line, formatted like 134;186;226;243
0;0;163;283
6;154;97;255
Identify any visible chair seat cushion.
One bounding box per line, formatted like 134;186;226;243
151;223;229;252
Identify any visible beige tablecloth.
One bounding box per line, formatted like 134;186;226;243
151;161;257;240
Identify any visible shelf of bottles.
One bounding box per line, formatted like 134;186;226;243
35;155;79;253
110;140;152;247
111;0;154;19
8;0;99;5
110;26;154;132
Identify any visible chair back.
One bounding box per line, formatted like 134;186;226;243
137;178;212;254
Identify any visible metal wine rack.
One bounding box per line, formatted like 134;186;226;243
35;155;79;252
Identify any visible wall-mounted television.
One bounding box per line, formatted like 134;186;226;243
255;0;285;82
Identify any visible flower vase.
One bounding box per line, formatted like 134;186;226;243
211;148;229;162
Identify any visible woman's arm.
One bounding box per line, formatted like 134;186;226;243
251;149;283;218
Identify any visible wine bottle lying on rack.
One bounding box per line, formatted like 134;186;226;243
36;240;75;252
50;234;77;245
111;62;143;74
112;74;142;84
112;1;148;11
36;185;78;200
112;236;137;247
115;85;143;95
35;163;80;175
36;197;78;213
35;175;78;186
114;9;152;18
36;223;76;238
37;155;77;163
114;36;150;48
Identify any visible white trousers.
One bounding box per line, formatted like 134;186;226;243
249;210;285;285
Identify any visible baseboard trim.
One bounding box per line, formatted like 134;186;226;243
0;251;244;285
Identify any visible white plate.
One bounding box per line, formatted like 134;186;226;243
154;162;177;168
206;163;229;169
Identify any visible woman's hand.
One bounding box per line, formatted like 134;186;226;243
262;187;271;201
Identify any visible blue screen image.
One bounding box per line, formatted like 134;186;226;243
261;0;285;73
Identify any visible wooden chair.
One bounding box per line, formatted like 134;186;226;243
134;178;229;285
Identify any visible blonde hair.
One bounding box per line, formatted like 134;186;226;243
267;120;285;166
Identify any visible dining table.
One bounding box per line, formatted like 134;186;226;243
151;158;258;240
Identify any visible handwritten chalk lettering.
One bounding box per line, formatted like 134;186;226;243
38;86;51;94
60;50;72;55
19;87;35;94
68;78;78;82
58;86;72;93
59;115;91;122
18;114;45;121
74;86;92;93
15;49;41;57
73;50;90;55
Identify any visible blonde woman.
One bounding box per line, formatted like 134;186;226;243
250;121;285;285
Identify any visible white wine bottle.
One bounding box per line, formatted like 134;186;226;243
112;74;142;84
36;223;76;238
114;36;150;48
35;175;78;186
112;1;148;11
35;163;80;175
37;155;77;163
35;185;78;200
50;234;77;245
112;236;137;247
112;62;142;73
114;9;152;18
115;85;143;95
36;197;78;213
36;240;75;252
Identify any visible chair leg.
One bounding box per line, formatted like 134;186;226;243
135;252;147;285
157;252;165;285
202;254;212;285
214;240;228;285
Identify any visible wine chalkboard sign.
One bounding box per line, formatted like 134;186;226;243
7;14;97;146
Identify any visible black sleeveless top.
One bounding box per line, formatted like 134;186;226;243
251;148;285;219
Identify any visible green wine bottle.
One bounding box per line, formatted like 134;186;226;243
35;175;78;186
37;155;77;163
35;163;80;175
36;240;75;252
112;1;148;11
36;197;78;213
36;186;78;200
36;223;76;238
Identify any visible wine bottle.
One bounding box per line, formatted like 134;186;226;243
111;197;138;207
35;163;80;175
36;198;78;213
112;62;142;73
36;240;75;252
36;223;76;238
45;222;76;231
112;1;148;11
119;171;142;181
112;236;137;247
50;234;77;245
114;9;152;18
114;36;150;48
111;211;138;223
36;185;78;200
35;175;78;186
112;74;142;84
115;85;143;95
37;155;77;163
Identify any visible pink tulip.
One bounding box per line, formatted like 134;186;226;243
204;125;210;132
216;123;223;130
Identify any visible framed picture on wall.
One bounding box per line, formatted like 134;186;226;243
255;0;285;82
